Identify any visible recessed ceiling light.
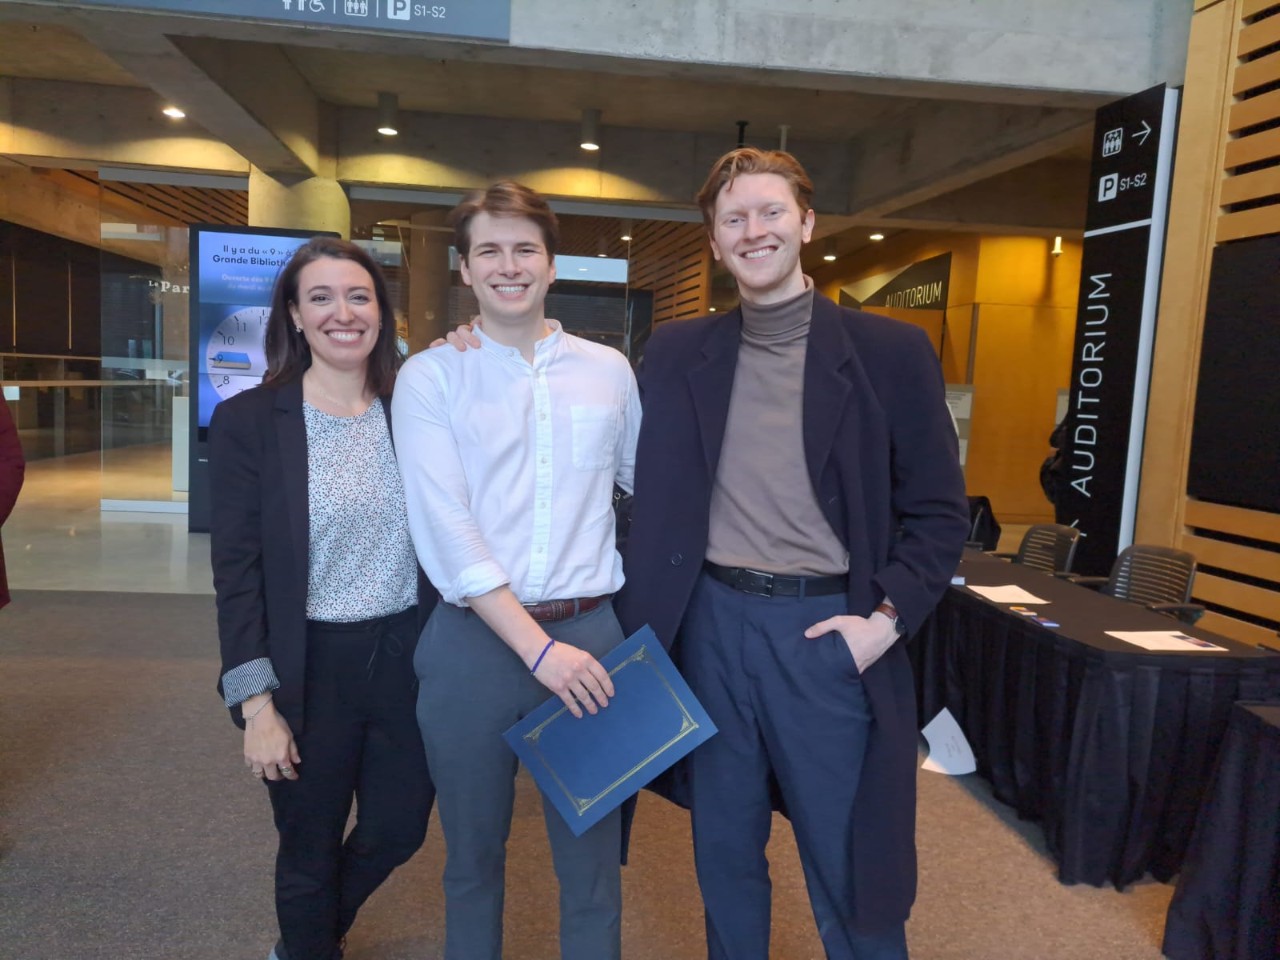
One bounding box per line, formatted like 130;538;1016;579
709;307;717;313
162;106;185;119
869;233;885;241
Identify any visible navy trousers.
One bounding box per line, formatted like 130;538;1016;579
682;573;909;960
266;608;434;960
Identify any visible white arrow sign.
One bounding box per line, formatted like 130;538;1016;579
1132;120;1152;146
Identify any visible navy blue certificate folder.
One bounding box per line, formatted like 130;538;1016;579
503;625;717;837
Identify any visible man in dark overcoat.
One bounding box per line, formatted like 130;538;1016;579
615;148;969;960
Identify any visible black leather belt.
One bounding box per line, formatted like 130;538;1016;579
703;561;847;599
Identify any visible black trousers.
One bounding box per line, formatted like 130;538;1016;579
265;608;434;960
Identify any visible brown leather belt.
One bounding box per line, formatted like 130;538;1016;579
523;595;610;623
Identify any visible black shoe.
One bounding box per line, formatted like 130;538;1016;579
270;939;344;960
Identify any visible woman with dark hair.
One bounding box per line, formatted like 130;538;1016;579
209;237;434;960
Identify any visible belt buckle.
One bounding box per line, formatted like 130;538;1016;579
735;568;775;597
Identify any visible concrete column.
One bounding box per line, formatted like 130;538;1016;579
247;165;350;238
406;209;453;352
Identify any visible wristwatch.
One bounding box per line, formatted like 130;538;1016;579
874;602;907;637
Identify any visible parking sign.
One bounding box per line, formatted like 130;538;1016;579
22;0;511;42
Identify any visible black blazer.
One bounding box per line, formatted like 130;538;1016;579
209;379;435;733
615;292;969;929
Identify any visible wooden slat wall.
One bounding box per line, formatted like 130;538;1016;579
557;215;625;260
1142;0;1280;648
62;171;249;227
554;214;710;324
1216;1;1280;244
626;221;710;325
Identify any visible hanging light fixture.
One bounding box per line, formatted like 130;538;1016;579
376;91;399;137
1051;236;1064;257
869;233;885;242
620;219;633;242
580;108;601;151
595;237;609;258
823;238;838;262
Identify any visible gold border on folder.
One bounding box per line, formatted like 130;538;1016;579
521;643;700;817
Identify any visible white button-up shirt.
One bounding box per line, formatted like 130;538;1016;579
392;321;641;607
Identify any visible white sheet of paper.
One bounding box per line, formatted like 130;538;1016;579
1105;630;1227;652
966;584;1050;604
920;708;977;776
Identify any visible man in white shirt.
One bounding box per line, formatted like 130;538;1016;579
392;181;641;960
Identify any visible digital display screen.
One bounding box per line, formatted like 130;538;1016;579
192;229;316;429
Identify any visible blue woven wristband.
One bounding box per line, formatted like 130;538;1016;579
530;639;556;675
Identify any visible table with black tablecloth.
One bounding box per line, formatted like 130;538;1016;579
1162;701;1280;960
909;551;1280;888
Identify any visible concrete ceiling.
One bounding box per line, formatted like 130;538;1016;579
0;10;1099;249
1;21;915;140
0;21;142;87
282;46;909;140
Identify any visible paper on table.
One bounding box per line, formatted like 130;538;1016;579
1105;630;1227;652
920;708;976;776
967;584;1050;604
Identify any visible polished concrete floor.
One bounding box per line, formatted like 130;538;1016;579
6;445;212;595
2;452;1169;959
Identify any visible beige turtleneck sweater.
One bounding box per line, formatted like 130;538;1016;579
705;280;850;576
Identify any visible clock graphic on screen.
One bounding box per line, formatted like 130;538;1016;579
205;306;270;401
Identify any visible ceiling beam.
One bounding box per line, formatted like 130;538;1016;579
874;158;1091;234
72;18;320;176
0;77;249;175
847;100;1093;218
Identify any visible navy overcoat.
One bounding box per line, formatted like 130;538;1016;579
615;290;969;930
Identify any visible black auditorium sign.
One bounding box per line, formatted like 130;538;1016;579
838;253;951;311
1055;84;1179;574
49;0;510;42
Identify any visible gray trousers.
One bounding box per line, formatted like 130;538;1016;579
415;600;624;960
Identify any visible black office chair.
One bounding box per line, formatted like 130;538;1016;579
1069;544;1205;625
996;523;1081;575
965;495;1002;551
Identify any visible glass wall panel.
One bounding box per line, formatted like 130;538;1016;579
96;171;247;510
98;222;190;508
0;217;104;485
